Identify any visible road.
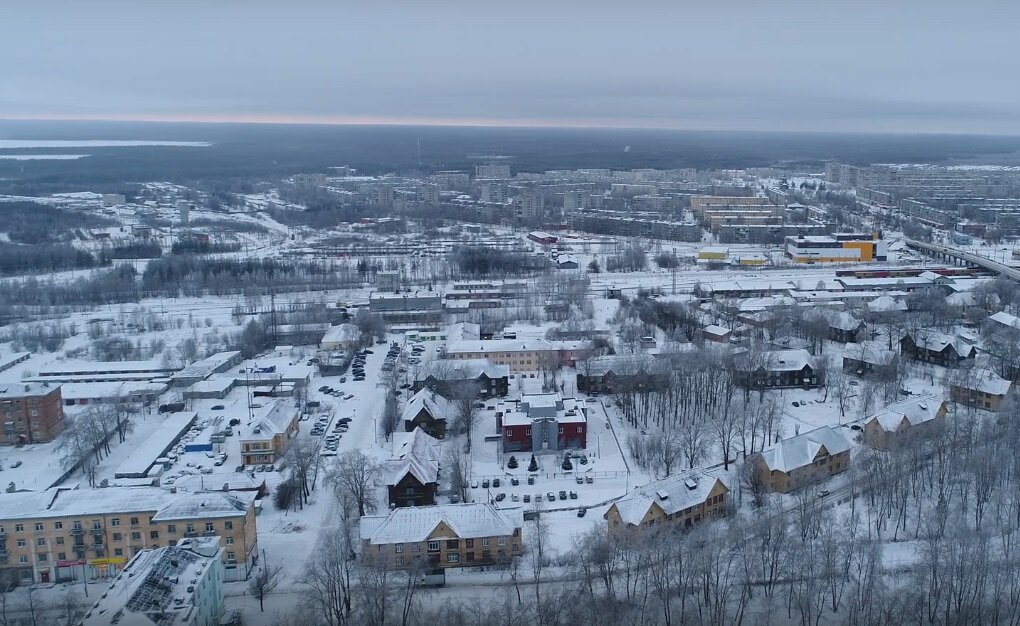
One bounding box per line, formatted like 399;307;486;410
906;239;1020;281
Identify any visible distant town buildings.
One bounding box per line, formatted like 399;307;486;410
0;382;64;445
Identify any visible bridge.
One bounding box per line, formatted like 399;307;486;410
905;239;1020;281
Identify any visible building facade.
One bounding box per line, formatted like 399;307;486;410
0;383;64;445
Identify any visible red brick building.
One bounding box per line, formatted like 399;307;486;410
496;394;587;453
0;383;65;445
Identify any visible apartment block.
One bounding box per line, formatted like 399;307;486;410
0;383;64;445
0;487;258;586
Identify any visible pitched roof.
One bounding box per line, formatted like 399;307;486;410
360;503;522;545
610;469;727;526
866;396;944;432
951;369;1012;396
401;388;455;425
906;332;975;357
758;426;851;473
583;354;667;377
842;341;897;366
990;311;1020;331
385;427;441;487
418;358;509;382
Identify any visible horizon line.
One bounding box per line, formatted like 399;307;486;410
0;112;1013;138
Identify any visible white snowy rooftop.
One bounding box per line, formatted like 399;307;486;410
758;426;851;473
0;486;254;521
360;503;522;545
610;469;726;526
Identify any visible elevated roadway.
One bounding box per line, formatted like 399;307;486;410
905;239;1020;281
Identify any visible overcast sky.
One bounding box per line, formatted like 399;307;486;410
2;0;1018;134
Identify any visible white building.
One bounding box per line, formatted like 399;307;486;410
81;536;224;626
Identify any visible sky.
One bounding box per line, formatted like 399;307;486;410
2;0;1019;134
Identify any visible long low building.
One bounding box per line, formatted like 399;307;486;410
604;469;728;532
785;234;887;263
0;487;258;585
35;360;180;383
360;503;524;569
445;338;561;373
114;412;198;479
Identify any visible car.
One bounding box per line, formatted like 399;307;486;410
345;394;354;400
569;491;578;499
494;493;506;502
338;417;352;423
511;494;520;502
850;424;862;431
211;404;225;410
267;464;275;471
523;494;531;503
451;494;460;503
527;476;535;485
535;493;543;502
256;465;266;472
559;490;567;500
577;508;588;518
511;477;520;486
586;397;598;402
339;377;347;383
547;492;556;501
818;489;830;498
578;456;588;465
318;386;329;392
493;478;501;488
470;480;478;489
576;476;584;484
354;376;365;382
585;476;594;484
364;349;374;354
482;479;490;489
792;401;800;407
9;460;22;469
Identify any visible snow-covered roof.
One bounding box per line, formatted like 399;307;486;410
321;323;360;344
360;503;522;545
758;426;851;473
236;399;296;441
446;322;481;343
867;295;907;313
737;349;815;373
989;311;1020;331
951;369;1012;396
0;487;254;521
842;341;896;366
703;324;731;336
61;380;168;401
417;358;509;382
906;332;975;357
610;469;727;526
827;311;863;332
583;354;666;377
385;428;441;488
446;338;557;355
115;412;198;478
401;388;455;425
0;381;60;399
867;396;944;432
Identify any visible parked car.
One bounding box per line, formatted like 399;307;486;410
211;404;225;410
558;490;567;500
494;493;506;502
575;476;584;484
493;478;501;488
482;479;490;489
527;476;535;485
585;476;594;484
577;508;588;518
523;494;531;503
547;492;556;501
511;477;519;486
578;456;588;465
569;491;578;499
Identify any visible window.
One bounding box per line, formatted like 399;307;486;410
54;522;62;530
167;525;176;534
91;521;101;530
577;426;582;433
114;548;123;557
36;538;45;546
396;556;404;566
112;533;121;542
446;539;459;549
58;552;66;560
131;532;141;541
17;540;25;548
18;556;26;564
465;539;474;549
395;544;403;553
110;518;120;527
498;537;506;546
482;538;490;547
129;517;139;526
413;544;422;553
226;551;236;561
149;531;159;540
14;524;23;533
447;553;460;563
224;521;233;531
186;524;195;534
226;537;234;545
205;522;214;532
34;523;43;532
427;541;440;552
56;537;64;545
38;553;47;562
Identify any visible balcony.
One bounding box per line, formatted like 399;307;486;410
202;530;217;537
184;532;197;538
70;527;84;535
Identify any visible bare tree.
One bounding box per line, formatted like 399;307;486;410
327;450;382;517
249;550;283;612
449;380;482;452
679;417;710;469
447;444;471;503
282;438;318;508
301;495;359;626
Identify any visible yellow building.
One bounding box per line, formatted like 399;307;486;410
751;426;851;493
604;469;728;533
785;234;886;264
360;503;524;569
0;487;258;585
697;246;729;261
445;338;560;373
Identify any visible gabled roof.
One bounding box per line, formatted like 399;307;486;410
610;469;727;526
418;358;509;382
401;388;455;425
758;426;851;473
843;341;896;366
385;427;441;487
738;349;815;373
868;295;907;313
360;503;522;545
827;311;863;332
951;369;1012;396
989;311;1020;331
866;396;944;432
905;332;975;357
583;354;667;377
